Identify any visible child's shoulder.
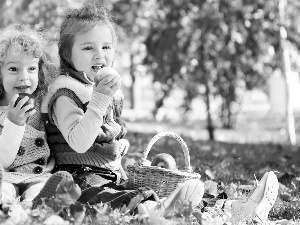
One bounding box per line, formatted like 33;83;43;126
41;75;93;112
49;75;91;91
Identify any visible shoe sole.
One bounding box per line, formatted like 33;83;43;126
253;171;279;224
179;180;204;206
230;172;279;224
162;179;204;217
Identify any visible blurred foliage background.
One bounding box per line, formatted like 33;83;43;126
2;0;300;145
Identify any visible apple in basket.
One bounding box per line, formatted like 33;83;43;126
151;153;177;170
14;93;36;112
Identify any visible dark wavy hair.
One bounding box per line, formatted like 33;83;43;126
0;24;59;99
59;2;118;74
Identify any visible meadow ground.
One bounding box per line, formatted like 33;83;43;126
2;109;300;224
122;114;300;222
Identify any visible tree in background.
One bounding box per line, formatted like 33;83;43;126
1;0;300;144
144;0;271;139
143;1;192;118
277;0;300;145
0;0;71;31
0;0;33;27
110;0;153;110
143;0;300;142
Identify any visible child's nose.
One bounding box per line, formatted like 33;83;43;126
19;71;29;81
94;49;104;60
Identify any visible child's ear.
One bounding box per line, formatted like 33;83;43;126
62;48;72;65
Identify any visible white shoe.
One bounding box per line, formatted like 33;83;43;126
144;179;204;217
230;171;279;224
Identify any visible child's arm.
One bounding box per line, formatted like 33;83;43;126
0;118;25;168
0;94;35;168
52;92;112;153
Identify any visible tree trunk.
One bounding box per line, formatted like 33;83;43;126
220;100;232;129
204;78;215;140
279;0;297;145
152;88;170;118
129;52;135;109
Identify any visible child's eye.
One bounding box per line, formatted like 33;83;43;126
8;67;18;72
29;66;37;71
83;46;93;50
103;46;111;50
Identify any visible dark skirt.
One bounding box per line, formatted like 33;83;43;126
53;164;159;213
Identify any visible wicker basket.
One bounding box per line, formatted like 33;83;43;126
127;131;201;198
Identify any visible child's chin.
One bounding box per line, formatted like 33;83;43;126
18;92;32;97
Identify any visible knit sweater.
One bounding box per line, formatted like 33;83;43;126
0;100;55;184
42;75;128;172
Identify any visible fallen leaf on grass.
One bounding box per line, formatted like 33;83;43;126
7;204;29;225
204;180;218;197
280;193;293;202
43;215;69;225
205;169;216;180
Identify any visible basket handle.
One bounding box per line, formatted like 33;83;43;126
140;132;193;172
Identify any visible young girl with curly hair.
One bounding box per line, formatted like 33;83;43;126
0;24;59;202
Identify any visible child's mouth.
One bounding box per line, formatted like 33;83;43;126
16;85;30;92
92;64;104;73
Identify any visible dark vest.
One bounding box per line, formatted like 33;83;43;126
43;87;127;171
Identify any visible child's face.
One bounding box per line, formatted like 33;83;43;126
0;51;39;104
71;23;115;81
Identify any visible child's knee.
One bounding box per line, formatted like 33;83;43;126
2;182;18;202
21;182;45;201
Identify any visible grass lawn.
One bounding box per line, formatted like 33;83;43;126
2;118;300;224
122;119;300;223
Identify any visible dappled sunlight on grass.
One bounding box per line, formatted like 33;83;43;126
123;129;300;222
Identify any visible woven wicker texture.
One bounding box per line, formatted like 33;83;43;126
127;132;201;198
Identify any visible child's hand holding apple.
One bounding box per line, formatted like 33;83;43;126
94;67;121;97
7;93;36;126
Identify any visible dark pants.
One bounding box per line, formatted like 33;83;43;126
54;165;159;213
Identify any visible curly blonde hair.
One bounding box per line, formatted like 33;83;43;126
0;24;59;99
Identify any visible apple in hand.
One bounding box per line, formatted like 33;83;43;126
14;93;36;112
94;67;119;86
151;153;177;170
